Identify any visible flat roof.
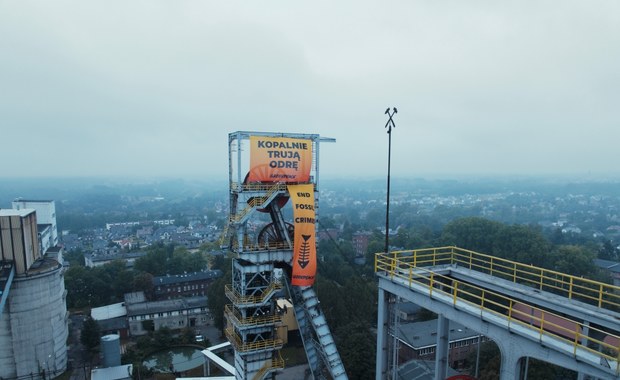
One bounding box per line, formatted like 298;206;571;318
91;364;132;380
91;302;127;320
153;270;222;286
126;296;208;316
13;199;53;203
0;208;36;217
86;252;147;262
397;319;480;349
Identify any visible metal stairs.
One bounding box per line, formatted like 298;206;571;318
231;183;287;225
287;279;321;378
286;276;348;380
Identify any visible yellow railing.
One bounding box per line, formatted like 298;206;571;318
375;247;620;373
225;281;282;305
253;351;285;380
230;237;293;252
225;304;283;327
231;182;306;193
225;327;284;353
376;246;620;310
229;183;288;223
218;223;230;247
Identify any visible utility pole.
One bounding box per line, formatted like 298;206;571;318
385;108;399;380
384;107;397;253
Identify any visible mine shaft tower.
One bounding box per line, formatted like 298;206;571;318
223;131;347;380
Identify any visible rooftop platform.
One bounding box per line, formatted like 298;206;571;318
376;246;620;379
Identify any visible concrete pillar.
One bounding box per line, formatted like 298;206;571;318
435;315;449;380
577;321;590;380
499;341;522;380
375;289;389;380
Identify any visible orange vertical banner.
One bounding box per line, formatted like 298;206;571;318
288;184;316;286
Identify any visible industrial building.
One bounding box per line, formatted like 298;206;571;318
395;318;488;369
152;269;223;300
223;132;346;379
127;295;210;336
84;251;147;268
0;201;68;380
12;199;59;256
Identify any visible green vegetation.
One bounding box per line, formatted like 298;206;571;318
134;243;208;276
49;177;620;379
467;341;577;379
206;254;232;333
63;213;610;380
439;217;603;280
80;317;101;353
64;243;210;308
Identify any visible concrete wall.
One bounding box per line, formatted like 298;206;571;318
0;210;41;275
0;311;17;377
128;313;190;336
0;263;68;380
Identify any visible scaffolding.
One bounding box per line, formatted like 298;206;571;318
224;131;347;380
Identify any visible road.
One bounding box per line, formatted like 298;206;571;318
67;313;90;380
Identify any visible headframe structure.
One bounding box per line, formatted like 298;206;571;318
224;131;347;379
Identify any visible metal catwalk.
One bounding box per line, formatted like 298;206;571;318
375;246;620;380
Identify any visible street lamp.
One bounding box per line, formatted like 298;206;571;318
384;107;397;253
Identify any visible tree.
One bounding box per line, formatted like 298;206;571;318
523;357;577;379
64;249;85;267
210;252;228;272
134;244;169;275
132;272;155;299
365;239;385;270
179;327;196;344
336;321;375;380
134;244;207;276
152;327;175;350
466;340;500;379
552;245;597;277
81;317;101;353
599;240;619;261
207;271;231;333
441;217;503;254
492;224;550;266
64;266;90;308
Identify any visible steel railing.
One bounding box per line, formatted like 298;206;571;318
376;246;620;310
229;183;287;223
224;304;283;328
224;282;283;305
252;351;285;380
235;240;292;252
375;246;620;374
225;327;284;353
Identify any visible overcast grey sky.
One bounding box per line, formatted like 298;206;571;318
1;1;619;180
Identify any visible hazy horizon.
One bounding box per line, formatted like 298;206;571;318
2;1;619;179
